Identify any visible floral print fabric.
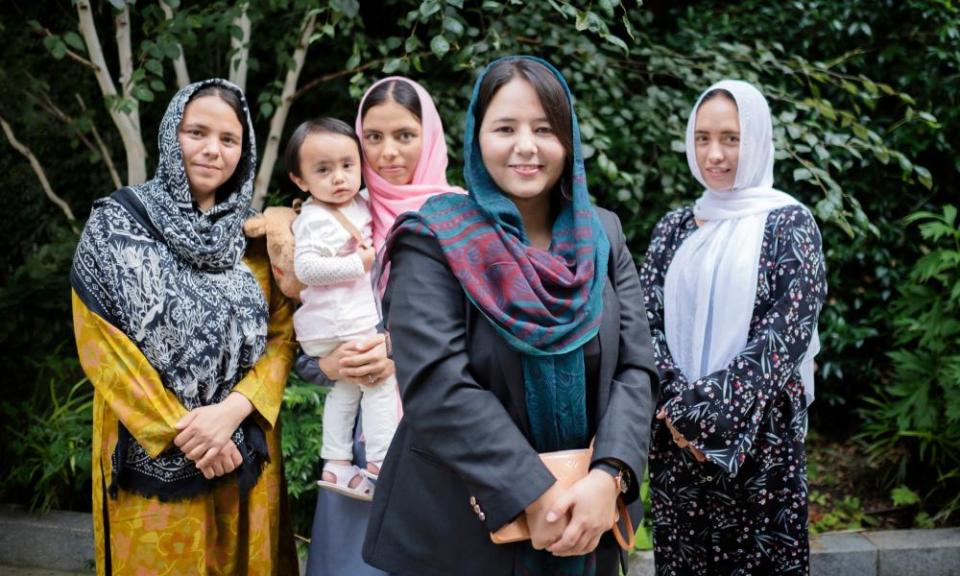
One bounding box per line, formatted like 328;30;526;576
640;205;826;575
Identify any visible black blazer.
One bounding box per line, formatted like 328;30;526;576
363;208;658;576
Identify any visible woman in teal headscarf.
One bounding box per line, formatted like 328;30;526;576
362;56;658;576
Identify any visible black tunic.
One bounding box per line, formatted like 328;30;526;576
639;205;827;576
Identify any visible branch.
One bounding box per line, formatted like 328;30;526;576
292;50;432;103
76;94;123;189
160;0;190;88
76;0;146;184
0;115;78;230
251;12;317;210
229;3;251;91
37;27;98;71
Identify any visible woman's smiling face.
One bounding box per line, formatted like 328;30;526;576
478;77;566;204
178;95;244;210
694;94;740;191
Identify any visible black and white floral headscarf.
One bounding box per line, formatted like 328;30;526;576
71;78;269;500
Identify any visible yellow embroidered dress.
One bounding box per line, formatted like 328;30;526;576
71;79;297;575
73;240;297;575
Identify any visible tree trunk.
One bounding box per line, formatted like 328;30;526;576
229;3;251;91
160;0;191;89
251;12;316;210
76;0;147;185
115;4;141;138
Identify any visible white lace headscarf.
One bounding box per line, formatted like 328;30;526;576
664;79;820;405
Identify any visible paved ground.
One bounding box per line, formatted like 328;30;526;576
0;568;89;576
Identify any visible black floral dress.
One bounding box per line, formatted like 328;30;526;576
639;205;827;576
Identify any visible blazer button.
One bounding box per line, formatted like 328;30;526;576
478;512;486;522
472;504;481;514
469;496;477;506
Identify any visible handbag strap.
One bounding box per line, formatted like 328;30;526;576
320;202;368;248
612;497;636;550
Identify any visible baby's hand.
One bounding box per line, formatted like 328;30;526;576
359;245;376;272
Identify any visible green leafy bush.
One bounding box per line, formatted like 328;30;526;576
0;377;92;512
859;205;960;523
280;373;328;535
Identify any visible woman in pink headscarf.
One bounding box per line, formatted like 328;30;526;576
301;76;463;576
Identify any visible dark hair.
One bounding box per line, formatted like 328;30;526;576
284;117;362;178
360;79;422;124
699;88;736;107
190;85;245;125
474;59;574;199
186;85;249;202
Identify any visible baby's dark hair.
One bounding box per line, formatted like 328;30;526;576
284;117;361;178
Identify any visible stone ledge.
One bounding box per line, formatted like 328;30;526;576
629;528;960;576
0;506;93;573
2;506;959;575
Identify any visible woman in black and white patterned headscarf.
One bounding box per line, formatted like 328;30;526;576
71;79;298;574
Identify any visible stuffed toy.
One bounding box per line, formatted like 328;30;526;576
243;201;306;301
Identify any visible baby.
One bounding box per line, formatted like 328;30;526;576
285;117;399;500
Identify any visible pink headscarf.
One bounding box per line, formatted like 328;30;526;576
356;76;466;252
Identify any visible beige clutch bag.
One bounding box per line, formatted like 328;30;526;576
489;447;635;550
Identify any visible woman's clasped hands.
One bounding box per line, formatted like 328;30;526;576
524;469;621;556
173;392;255;479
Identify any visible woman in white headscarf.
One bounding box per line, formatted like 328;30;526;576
639;80;826;574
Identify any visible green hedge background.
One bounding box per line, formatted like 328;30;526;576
1;0;957;538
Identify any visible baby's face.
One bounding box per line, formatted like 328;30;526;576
292;132;362;207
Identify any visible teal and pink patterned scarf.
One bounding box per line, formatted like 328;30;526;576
383;55;608;575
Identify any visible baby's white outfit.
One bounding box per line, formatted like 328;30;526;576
293;194;398;464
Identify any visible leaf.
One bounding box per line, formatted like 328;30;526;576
260;102;274;118
443;17;465;37
622;13;637;41
576;10;589;31
419;0;441;18
405;35;420;53
914;166;933;190
345;52;361;70
382;58;403;74
145;59;164;77
598;0;617;16
63;32;86;53
331;0;360;18
43;36;66;60
106;0;126;10
793;168;812;182
603;34;629;54
150;79;165;92
430;35;450;58
162;41;181;60
891;485;920;506
132;85;154;102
